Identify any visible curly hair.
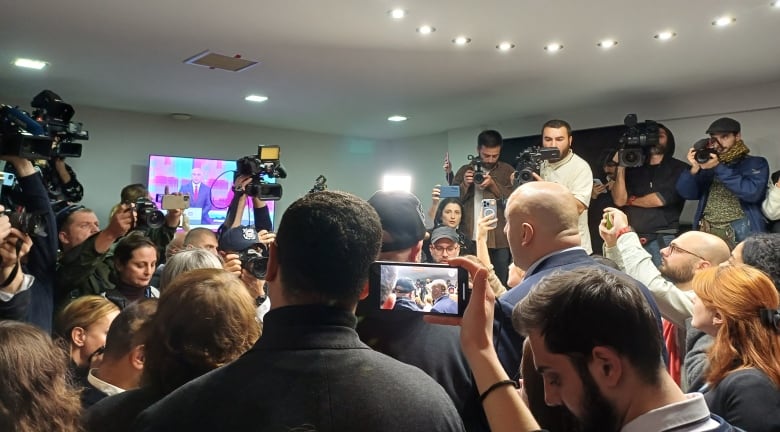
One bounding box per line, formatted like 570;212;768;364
740;233;780;290
141;268;261;394
0;321;82;432
692;265;780;388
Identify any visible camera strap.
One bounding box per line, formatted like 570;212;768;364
0;239;23;288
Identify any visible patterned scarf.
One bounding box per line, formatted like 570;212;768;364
719;139;750;164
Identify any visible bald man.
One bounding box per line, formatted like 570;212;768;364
493;182;664;377
600;207;731;390
600;208;730;327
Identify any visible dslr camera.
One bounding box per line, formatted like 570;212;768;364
617;114;659;167
129;197;165;231
467;154;486;184
236;145;287;201
3;207;48;238
513;147;560;186
240;247;269;279
693;138;717;164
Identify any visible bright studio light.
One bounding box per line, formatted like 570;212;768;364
382;174;412;192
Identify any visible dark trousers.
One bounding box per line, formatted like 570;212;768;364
488;247;511;288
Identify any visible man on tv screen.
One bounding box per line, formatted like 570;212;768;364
179;167;213;224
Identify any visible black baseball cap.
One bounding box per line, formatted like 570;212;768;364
706;117;741;135
368;190;426;252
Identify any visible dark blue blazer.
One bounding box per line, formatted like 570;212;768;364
179;182;212;223
494;248;666;377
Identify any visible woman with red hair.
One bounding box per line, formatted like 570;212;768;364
692;264;780;432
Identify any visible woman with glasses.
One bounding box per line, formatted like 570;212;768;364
691;264;780;432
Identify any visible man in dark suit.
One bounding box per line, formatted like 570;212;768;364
493;181;665;378
179;167;212;224
134;191;464;432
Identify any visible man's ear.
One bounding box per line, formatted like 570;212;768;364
589;346;623;389
409;240;423;262
71;327;86;347
130;344;145;370
521;222;534;246
698;260;712;270
265;241;279;282
59;231;70;247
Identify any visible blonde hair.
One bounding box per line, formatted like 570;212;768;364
55;295;121;344
693;265;780;388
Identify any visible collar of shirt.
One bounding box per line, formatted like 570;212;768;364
524;246;585;277
87;368;126;397
621;392;719;432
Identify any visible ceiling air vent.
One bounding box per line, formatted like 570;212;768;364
183;50;258;72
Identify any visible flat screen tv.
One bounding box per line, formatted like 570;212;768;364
147;154;275;230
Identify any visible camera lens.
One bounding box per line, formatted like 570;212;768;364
474;172;485;183
145;210;165;229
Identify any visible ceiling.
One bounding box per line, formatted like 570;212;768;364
2;0;780;140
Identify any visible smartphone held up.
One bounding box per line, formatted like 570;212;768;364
368;261;469;316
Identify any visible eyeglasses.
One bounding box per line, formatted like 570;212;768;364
605;161;619;168
432;245;460;253
668;243;706;261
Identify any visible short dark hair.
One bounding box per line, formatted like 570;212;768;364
772;169;780;186
120;183;148;203
741;233;780;291
477;130;503;149
433;198;465;228
541;119;572;136
113;232;158;267
102;299;158;360
275;191;382;307
513;267;663;385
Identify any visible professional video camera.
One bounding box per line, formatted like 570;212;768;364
467;154;486;184
513;147;560;186
693;138;716;164
617;114;659;168
30;90;88;158
0;105;55;159
240;247;268;279
236;145;287;201
128;197;165;231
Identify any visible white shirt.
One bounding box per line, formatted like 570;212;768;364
541;151;594;254
87;369;125;397
622;392;722;432
0;273;35;302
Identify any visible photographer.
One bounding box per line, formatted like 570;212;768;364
676;117;769;245
34;155;85;210
452;130;514;286
0;156;58;331
0;219;35;321
611;124;688;266
761;169;780;233
56;189;182;304
218;226;271;321
536;119;594;254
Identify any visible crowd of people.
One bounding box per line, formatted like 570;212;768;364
1;115;779;431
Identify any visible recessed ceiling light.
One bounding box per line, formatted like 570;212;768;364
544;43;564;52
496;42;515;51
452;36;471;45
654;31;677;41
388;115;407;122
712;16;736;26
597;39;618;49
771;1;780;8
13;58;47;70
245;95;268;103
417;25;436;35
388;8;406;19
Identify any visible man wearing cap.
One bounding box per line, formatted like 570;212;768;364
677;117;769;245
429;226;461;263
134;190;464;432
392;277;421;311
429;279;457;314
356;190;490;432
218;225;274;319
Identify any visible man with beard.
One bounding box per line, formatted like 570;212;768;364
537;120;594;254
513;267;737;432
599;207;730;388
677;117;769;246
453;130;514;285
611;124;688;266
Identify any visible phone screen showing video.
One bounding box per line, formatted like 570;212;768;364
368;261;469;316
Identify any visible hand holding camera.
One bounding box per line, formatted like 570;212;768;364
106;203;135;238
0;227;32;269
